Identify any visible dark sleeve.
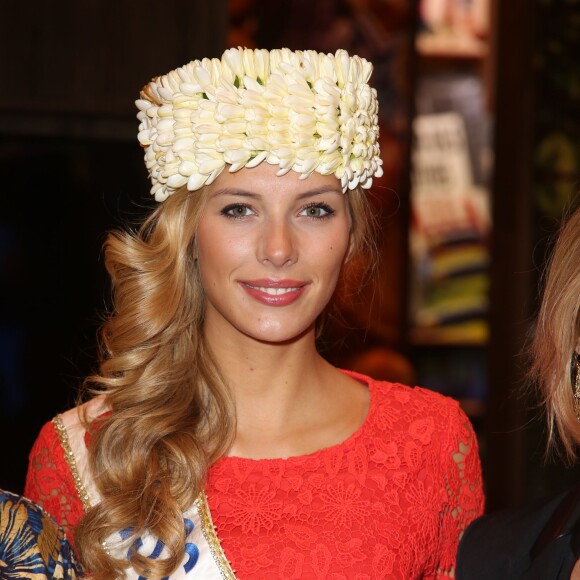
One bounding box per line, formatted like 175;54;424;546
456;490;576;580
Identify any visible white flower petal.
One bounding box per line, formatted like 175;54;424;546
137;48;383;199
187;173;208;190
167;173;188;188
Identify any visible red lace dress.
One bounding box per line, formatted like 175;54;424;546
25;374;484;579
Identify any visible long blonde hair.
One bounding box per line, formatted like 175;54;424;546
531;205;580;461
74;181;377;578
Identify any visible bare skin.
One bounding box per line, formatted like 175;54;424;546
205;318;370;460
197;164;370;460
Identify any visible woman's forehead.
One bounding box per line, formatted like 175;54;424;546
206;164;343;197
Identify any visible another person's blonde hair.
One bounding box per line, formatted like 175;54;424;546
531;205;580;460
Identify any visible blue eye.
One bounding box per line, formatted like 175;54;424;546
221;204;254;218
299;203;335;218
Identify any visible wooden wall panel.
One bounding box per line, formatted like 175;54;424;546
0;0;227;119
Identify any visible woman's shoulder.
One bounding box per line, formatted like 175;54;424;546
349;372;482;506
347;372;474;450
24;398;109;536
57;397;110;507
58;394;109;430
30;395;109;444
55;396;109;483
357;372;463;418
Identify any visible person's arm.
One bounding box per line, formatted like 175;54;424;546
433;402;485;579
24;419;86;544
0;489;83;578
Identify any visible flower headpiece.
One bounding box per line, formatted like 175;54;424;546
137;47;383;202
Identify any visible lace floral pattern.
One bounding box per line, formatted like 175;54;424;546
24;422;85;548
206;377;484;579
24;374;484;578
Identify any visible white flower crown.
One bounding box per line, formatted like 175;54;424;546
136;47;383;201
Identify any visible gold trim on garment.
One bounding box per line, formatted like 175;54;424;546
52;415;92;512
53;415;235;578
196;492;237;579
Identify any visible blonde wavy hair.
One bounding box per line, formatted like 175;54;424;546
530;205;580;461
74;182;377;579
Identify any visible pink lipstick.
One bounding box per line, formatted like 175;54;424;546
240;279;308;306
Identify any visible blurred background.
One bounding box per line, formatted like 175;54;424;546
1;0;579;513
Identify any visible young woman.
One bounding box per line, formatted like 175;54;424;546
457;205;580;579
25;47;484;579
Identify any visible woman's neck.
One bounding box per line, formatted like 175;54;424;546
204;323;369;460
205;320;324;406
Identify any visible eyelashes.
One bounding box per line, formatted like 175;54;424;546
221;204;254;219
220;202;336;220
299;202;335;219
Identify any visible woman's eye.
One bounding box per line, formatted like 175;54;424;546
300;203;334;218
221;204;254;218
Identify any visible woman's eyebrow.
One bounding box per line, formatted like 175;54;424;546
295;186;343;199
210;188;259;199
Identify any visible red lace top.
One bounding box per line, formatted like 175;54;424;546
25;375;484;578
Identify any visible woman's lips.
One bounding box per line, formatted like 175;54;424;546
239;279;308;306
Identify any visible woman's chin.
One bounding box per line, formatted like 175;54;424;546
243;321;316;346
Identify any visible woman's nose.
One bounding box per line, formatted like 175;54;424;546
257;219;297;267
